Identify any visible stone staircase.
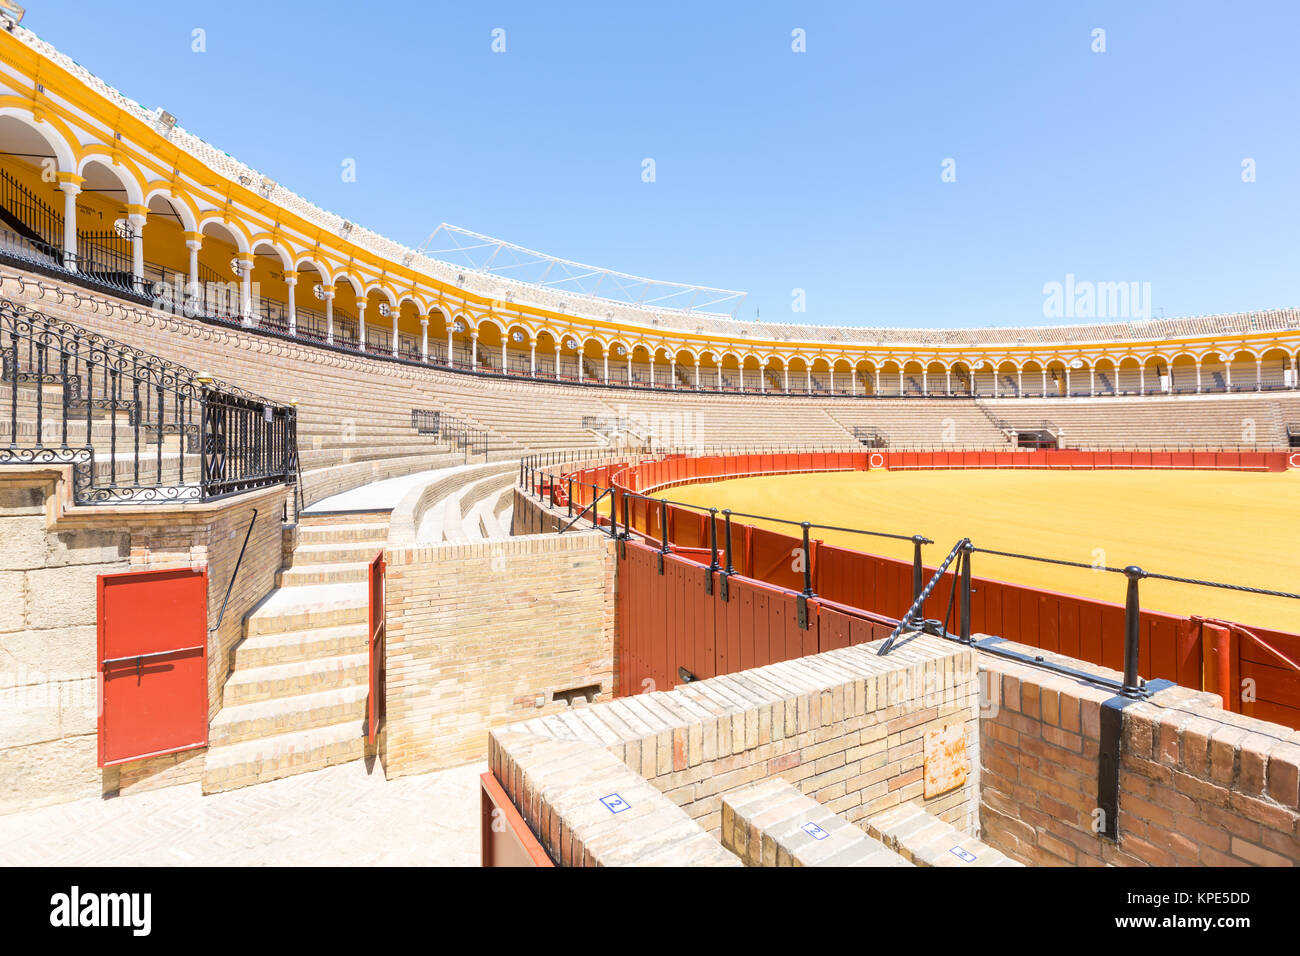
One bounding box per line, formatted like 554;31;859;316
201;511;386;794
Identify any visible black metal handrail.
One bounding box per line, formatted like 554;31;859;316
0;299;296;504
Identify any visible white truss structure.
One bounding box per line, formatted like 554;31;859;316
419;224;747;319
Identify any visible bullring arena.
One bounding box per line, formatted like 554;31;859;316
0;13;1298;875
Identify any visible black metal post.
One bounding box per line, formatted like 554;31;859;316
609;485;617;539
959;543;972;644
722;510;735;574
1121;566;1146;697
800;522;814;597
659;499;670;553
910;534;926;625
567;477;574;517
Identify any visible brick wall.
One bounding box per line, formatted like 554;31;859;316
489;634;979;863
0;465;288;813
978;641;1300;865
380;531;616;777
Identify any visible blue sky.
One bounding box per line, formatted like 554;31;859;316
28;0;1300;328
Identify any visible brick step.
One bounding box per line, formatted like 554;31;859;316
864;802;1022;867
231;622;368;669
242;583;368;636
286;541;383;566
200;718;367;794
276;560;370;587
297;510;390;529
295;521;389;546
208;683;370;745
721;778;912;867
220;652;368;706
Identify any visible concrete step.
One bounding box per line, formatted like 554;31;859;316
201;719;367;794
208;684;369;745
864;802;1023;867
220;652;368;706
276;561;370;588
287;542;383;566
721;778;912;867
231;623;368;669
243;583;368;637
296;521;389;546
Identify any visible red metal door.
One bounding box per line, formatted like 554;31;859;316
368;551;386;745
97;567;208;767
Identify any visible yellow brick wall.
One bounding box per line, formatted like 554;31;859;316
380;531;616;777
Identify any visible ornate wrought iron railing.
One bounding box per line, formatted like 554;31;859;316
0;299;296;503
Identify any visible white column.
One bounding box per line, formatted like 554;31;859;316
945;369;951;395
420;318;429;362
356;299;368;351
1017;370;1023;396
501;340;508;374
1255;359;1262;390
992;371;998;399
236;254;253;326
694;362;701;389
128;212;147;294
578;347;584;382
284;272;297;335
1139;365;1145;395
898;370;904;395
850;368;856;396
391;310;399;357
922;370;928;394
784;367;789;393
716;364;722;389
1041;369;1048;396
1089;367;1096;397
184;235;202;306
830;369;836;393
874;370;880;395
529;339;536;377
1064;368;1071;396
806;367;812;394
471;331;478;371
603;349;610;383
554;346;561;378
324;290;335;344
58;180;81;270
649;356;656;386
627;353;632;384
1195;362;1202;393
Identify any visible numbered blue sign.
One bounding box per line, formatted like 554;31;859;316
600;793;630;814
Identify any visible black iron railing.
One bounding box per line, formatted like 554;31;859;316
0;299;296;504
410;408;440;435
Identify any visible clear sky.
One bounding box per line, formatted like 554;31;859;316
26;0;1300;328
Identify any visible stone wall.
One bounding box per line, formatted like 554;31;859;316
0;465;288;813
381;530;616;777
979;641;1300;866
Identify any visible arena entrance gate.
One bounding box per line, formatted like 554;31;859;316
96;567;208;767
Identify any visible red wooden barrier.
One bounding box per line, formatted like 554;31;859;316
591;451;1300;726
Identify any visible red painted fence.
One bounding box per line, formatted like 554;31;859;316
544;450;1300;729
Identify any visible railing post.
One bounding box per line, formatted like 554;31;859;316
609;484;617;539
910;534;927;625
1121;566;1147;697
567;477;574;517
959;542;973;644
